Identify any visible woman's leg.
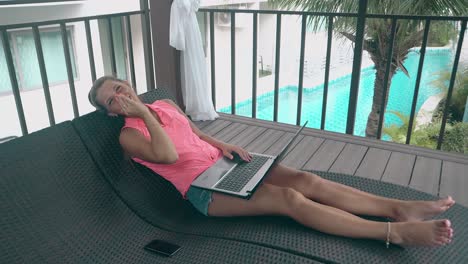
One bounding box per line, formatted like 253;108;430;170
263;164;454;221
208;183;453;246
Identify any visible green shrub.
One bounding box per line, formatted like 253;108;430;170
384;111;467;154
431;64;468;123
441;122;468;154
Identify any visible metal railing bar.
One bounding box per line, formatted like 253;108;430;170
200;9;358;17
321;15;334;130
365;14;467;21
377;18;397;139
60;23;79;118
125;15;137;91
273;14;281;122
231;11;236;115
32;26;55;126
139;0;154;91
199;8;467;21
252;12;258;119
437;20;467;150
1;0;82;6
406;19;431;145
107;17;117;75
346;0;368;135
84;19;97;82
1;29;28;135
296;14;307;126
210;11;216;108
0;10;145;31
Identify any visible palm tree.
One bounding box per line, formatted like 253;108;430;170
269;0;467;138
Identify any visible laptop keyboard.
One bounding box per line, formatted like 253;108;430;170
214;155;271;192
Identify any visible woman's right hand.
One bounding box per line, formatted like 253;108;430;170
115;94;149;118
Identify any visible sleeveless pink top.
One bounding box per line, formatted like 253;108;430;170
122;100;223;197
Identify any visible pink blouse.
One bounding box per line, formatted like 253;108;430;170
122;100;223;197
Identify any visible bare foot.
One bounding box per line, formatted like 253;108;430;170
394;196;455;222
390;219;453;246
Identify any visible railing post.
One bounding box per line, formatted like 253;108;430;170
1;30;28;136
273;14;282;122
252;12;258;119
125;15;137;90
321;15;334;130
60;23;79;118
84;19;97;83
32;26;55;126
346;0;368;135
437;20;466;150
406;19;431;144
210;11;216;109
377;18;397;139
141;0;156;91
231;11;236;115
296;14;307;126
107;17;117;75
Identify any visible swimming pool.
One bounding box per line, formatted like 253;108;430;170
219;49;453;137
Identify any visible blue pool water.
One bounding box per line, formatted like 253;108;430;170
219;49;453;136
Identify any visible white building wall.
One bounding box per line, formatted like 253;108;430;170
0;1;140;26
0;0;147;139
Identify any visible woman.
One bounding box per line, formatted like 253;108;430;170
89;76;455;247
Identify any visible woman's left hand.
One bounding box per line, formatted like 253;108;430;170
220;143;252;162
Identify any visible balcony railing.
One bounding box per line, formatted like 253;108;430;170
1;2;466;153
199;3;467;151
0;4;154;136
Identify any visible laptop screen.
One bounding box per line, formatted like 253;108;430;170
276;121;308;162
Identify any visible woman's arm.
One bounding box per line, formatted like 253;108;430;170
118;95;178;164
162;99;251;162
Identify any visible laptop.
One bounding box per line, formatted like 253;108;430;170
191;121;308;199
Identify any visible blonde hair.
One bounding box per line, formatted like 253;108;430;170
88;75;126;112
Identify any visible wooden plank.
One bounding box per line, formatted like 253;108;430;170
201;119;231;136
220;113;468;165
354;148;391;180
409;156;442;195
264;133;304;156
214;123;248;142
193;119;215;129
381;152;416;186
281;136;324;169
229;126;267;148
329;144;368;175
303;139;346;172
244;129;285;154
440;161;468;206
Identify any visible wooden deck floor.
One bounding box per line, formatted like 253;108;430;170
195;113;468;207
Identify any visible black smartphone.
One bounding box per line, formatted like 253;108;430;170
144;239;181;257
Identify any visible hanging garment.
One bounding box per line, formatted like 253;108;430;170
170;0;219;121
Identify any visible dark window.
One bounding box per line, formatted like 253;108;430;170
0;26;78;94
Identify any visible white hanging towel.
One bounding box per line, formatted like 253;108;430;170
169;0;219;121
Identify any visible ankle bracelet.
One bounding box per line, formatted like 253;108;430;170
386;222;391;248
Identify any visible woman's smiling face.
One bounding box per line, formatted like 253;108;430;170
95;80;137;116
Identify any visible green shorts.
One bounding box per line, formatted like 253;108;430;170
186;186;213;216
